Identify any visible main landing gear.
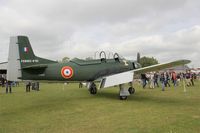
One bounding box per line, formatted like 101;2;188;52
87;82;135;100
119;84;135;100
88;82;97;95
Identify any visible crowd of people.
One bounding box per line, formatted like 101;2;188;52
141;70;198;91
0;76;39;93
0;76;20;93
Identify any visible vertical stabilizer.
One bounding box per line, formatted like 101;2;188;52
17;36;36;61
17;36;56;68
7;36;56;81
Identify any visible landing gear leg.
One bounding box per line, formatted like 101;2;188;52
89;82;97;95
119;84;130;100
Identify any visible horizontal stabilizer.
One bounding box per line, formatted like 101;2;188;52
22;64;48;69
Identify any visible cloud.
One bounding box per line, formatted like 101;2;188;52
57;25;200;65
0;0;200;67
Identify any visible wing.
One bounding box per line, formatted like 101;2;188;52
133;59;191;74
99;59;190;89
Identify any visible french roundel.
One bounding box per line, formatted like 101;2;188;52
61;66;74;79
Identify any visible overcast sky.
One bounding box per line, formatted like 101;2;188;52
0;0;200;67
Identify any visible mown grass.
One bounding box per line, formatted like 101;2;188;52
0;80;200;133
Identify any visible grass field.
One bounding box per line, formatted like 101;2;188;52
0;80;200;133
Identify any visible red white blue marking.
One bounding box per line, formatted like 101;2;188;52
61;66;73;79
24;47;29;53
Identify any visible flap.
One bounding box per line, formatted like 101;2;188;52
99;70;134;89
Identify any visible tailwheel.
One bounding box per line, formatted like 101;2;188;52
89;83;97;95
128;87;135;94
119;96;127;100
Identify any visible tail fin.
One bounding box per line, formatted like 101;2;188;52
7;36;56;81
17;36;56;68
18;36;35;61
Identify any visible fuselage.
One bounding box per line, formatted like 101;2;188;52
21;58;137;81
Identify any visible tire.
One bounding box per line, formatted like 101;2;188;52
120;96;127;100
128;87;135;94
89;83;97;95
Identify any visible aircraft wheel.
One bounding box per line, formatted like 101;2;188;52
128;87;135;94
89;83;97;95
120;96;127;100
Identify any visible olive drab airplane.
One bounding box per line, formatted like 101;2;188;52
7;36;191;100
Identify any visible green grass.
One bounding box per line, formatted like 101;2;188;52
0;80;200;133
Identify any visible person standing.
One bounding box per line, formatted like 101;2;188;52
36;82;40;91
141;74;147;89
149;72;154;89
79;82;83;88
6;80;12;93
26;81;31;92
15;81;19;87
185;71;191;86
176;73;181;86
160;73;165;91
153;72;159;87
191;73;195;86
1;77;5;87
164;72;171;87
171;71;177;87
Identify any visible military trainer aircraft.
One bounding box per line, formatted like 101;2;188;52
7;36;190;100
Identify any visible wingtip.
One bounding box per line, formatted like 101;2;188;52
182;59;191;64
